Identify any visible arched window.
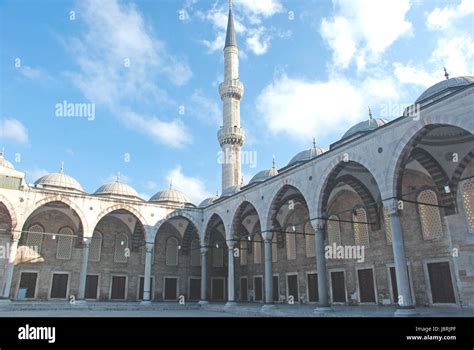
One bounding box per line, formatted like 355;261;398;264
353;207;370;248
114;233;128;263
165;237;179;266
89;231;102;262
56;227;74;260
240;240;248;266
327;215;341;246
383;208;393;244
418;189;443;240
272;234;278;262
305;222;315;257
191;239;201;267
26;224;44;254
462;179;474;233
253;234;262;264
212;240;224;267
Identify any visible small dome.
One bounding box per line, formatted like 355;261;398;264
150;188;192;204
0;153;14;169
221;185;241;197
288;147;328;167
199;195;219;208
342;118;389;140
249;167;278;185
94;181;141;200
416;76;474;103
34;172;84;193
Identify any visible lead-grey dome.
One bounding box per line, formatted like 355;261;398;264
94;181;141;200
199;195;219;207
34;172;84;193
249;167;278;185
416;76;474;103
342;118;389;140
222;185;241;197
149;188;192;204
288;147;328;167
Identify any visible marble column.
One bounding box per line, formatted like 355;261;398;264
384;199;417;316
225;239;236;307
77;237;91;302
313;219;331;313
261;231;274;309
141;241;154;304
199;246;209;305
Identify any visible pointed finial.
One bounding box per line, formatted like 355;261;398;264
116;172;121;183
169;180;173;190
0;147;4;157
241;175;244;185
216;189;219;196
60;161;64;174
272;155;276;168
312;137;316;148
444;66;449;80
368;106;373;120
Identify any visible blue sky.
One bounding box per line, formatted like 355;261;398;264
1;0;473;203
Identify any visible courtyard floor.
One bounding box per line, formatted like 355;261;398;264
0;301;472;317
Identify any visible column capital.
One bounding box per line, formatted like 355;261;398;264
261;231;273;242
11;231;21;242
383;198;401;215
145;241;154;252
201;246;209;255
226;239;236;249
312;219;325;233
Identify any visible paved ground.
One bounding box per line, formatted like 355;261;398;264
1;302;473;317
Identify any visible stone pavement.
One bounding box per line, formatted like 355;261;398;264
0;301;473;317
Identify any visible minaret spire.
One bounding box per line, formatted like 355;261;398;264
218;2;245;192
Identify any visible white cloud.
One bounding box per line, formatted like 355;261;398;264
236;0;284;18
189;90;221;126
320;0;412;70
66;0;192;148
246;27;271;55
166;166;212;204
393;62;437;87
0;118;29;144
19;65;54;82
146;180;157;190
426;0;474;30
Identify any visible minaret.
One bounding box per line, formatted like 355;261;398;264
218;0;245;192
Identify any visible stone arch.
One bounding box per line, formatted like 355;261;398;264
385;119;474;200
21;195;89;237
153;210;201;243
203;213;226;246
94;204;148;236
313;153;383;219
0;194;17;232
451;150;474;209
231;200;262;241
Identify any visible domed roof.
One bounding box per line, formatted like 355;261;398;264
149;187;192;204
199;195;219;208
34;172;84;193
249;167;278;185
416;76;474;103
0;153;14;169
342;118;389;140
222;185;241;197
94;180;141;200
288;146;328;167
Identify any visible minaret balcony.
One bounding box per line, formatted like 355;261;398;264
218;126;245;146
219;79;244;100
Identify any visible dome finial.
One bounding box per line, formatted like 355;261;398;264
169;180;173;190
60;161;64;174
0;147;4;158
312;137;316;148
272;155;276;168
241;175;244;185
116;172;121;183
444;66;449;80
368;106;373;120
